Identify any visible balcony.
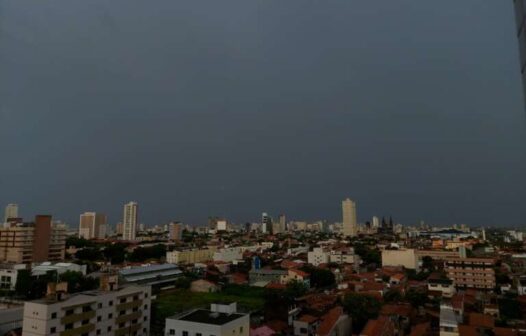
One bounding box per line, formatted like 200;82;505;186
114;323;142;336
116;311;142;324
61;310;96;324
59;323;95;336
117;299;143;311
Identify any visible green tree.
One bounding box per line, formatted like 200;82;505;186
384;289;403;303
284;280;308;300
343;294;382;333
59;271;99;293
102;243;127;264
405;289;427;307
15;269;32;298
75;248;103;261
301;265;335;288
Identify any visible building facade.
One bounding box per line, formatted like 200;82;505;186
4;203;18;223
166;248;217;264
79;212;107;240
168;222;183;241
445;258;496;289
22;282;151;336
0;215;66;264
123;202;138;241
342;198;357;237
165;302;249;336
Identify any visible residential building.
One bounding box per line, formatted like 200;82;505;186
308;247;360;267
0;215;66;264
381;249;418;270
361;315;395;336
261;213;271;234
308;248;330;266
123;202;138;241
78;212;107;240
0;264;26;290
164;302;249;336
31;262;87;277
316;306;351;336
444;258;496;289
116;222;124;236
22;278;151;336
294;315;319;336
168;222;183;241
439;303;461;336
249;269;287;286
427;277;456;298
280;269;310;288
4;204;18;223
166;248;217;264
342;198;357;237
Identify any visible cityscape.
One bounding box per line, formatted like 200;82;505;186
1;1;526;336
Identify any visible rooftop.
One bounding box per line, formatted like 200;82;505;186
175;309;245;325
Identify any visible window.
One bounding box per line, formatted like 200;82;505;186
51;312;57;319
197;333;202;336
119;323;125;328
65;323;73;330
50;327;56;333
96;329;101;335
144;316;148;321
109;301;113;306
300;328;308;334
82;319;89;325
183;331;188;336
107;326;112;332
240;327;243;333
98;303;102;309
82;306;91;312
97;316;101;322
108;313;113;319
119;310;126;316
65;309;74;316
120;298;127;303
133;295;139;300
144;304;148;310
169;330;175;335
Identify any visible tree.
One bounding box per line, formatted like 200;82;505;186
343;294;382;333
128;244;166;262
59;271;99;293
384;289;403;303
102;243;127;264
66;236;93;248
405;289;427;307
75;248;103;261
15;269;32;298
301;265;335;288
284;280;308;300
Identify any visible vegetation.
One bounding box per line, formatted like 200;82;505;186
301;265;335;288
353;242;381;266
342;293;382;333
128;244;166;262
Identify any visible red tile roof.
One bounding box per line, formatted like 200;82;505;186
361;316;395;336
469;313;495;329
317;306;344;336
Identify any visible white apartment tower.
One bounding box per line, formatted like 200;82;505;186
4;203;18;222
342;198;357;237
123;202;138;241
79;212;107;239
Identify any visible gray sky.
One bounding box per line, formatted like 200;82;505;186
1;1;525;228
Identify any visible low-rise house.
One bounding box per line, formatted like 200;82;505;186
360;315;395;336
165;302;249;336
280;269;310;288
249;269;287;286
428;275;456;298
316;306;351;336
294;314;319;336
190;279;219;293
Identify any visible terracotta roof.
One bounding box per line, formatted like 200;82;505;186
469;313;495;329
381;303;413;317
494;327;519;336
361;316;394;336
362;282;385;291
316;306;344;336
298;314;319;324
390;273;406;281
409;322;430;336
290;269;310;278
458;325;477;336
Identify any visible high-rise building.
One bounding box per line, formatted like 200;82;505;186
261;212;272;234
4;203;18;222
122;202;138;241
79;212;107;239
514;0;526;103
0;215;66;263
169;222;183;241
372;216;380;229
342;198;357;237
279;214;286;232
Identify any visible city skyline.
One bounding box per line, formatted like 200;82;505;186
1;1;525;227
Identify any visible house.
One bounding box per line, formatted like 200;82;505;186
428;274;456;298
316;306;351;336
360;316;395;336
294;315;319;336
281;269;310;288
190;279;219;293
389;273;406;286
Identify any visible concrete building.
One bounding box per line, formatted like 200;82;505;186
119;264;182;288
372;216;380;229
445;258;496;289
0;215;66;264
32;262;87;277
249;269;287;286
308;248;330;266
439;303;461;336
0;264;26;290
342;198;357;237
381;249;418;270
261;213;271;234
22;279;151;336
78;212;107;240
166;248;217;264
4;203;18;223
123;202;138;241
168;222;183;241
165;302;249;336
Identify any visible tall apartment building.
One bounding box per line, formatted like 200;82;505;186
342;198;357;237
168;222;183;241
445;258;496;289
261;212;271;234
22;277;151;336
4;203;18;222
0;215;66;264
79;212;107;240
123;202;138;241
165;302;249;336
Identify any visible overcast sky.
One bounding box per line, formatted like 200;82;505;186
1;1;525;228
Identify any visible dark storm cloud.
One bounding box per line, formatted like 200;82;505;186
0;1;525;228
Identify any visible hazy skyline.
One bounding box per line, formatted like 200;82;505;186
1;1;525;228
